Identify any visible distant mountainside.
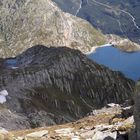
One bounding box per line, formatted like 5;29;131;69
53;0;140;44
0;0;106;58
1;0;140;58
0;45;134;130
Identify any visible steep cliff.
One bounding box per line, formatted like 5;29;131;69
0;45;134;130
0;0;106;58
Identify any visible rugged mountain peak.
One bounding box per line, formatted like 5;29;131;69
0;0;106;58
0;45;134;130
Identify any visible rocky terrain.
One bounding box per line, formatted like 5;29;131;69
0;103;135;140
0;45;134;131
0;0;106;58
0;0;140;140
53;0;140;44
106;34;140;52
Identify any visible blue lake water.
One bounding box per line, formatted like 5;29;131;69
5;59;17;67
88;46;140;81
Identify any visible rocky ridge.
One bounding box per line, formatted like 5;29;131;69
0;45;134;130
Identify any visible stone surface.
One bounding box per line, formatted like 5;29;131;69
26;130;48;138
80;129;95;138
92;131;117;140
55;128;74;137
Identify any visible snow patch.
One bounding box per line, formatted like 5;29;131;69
11;67;19;69
0;90;8;104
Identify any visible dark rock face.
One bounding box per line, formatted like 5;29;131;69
134;82;140;140
0;45;134;130
53;0;140;43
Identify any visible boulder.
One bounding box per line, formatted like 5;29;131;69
92;131;117;140
26;130;48;138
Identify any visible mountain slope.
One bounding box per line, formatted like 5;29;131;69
0;45;134;130
53;0;140;44
0;0;106;58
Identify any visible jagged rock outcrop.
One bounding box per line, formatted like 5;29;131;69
0;0;106;58
0;45;134;130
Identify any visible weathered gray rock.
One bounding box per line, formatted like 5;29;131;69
92;131;117;140
0;109;30;130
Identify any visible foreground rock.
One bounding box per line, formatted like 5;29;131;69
0;45;134;130
0;103;134;140
0;0;106;58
